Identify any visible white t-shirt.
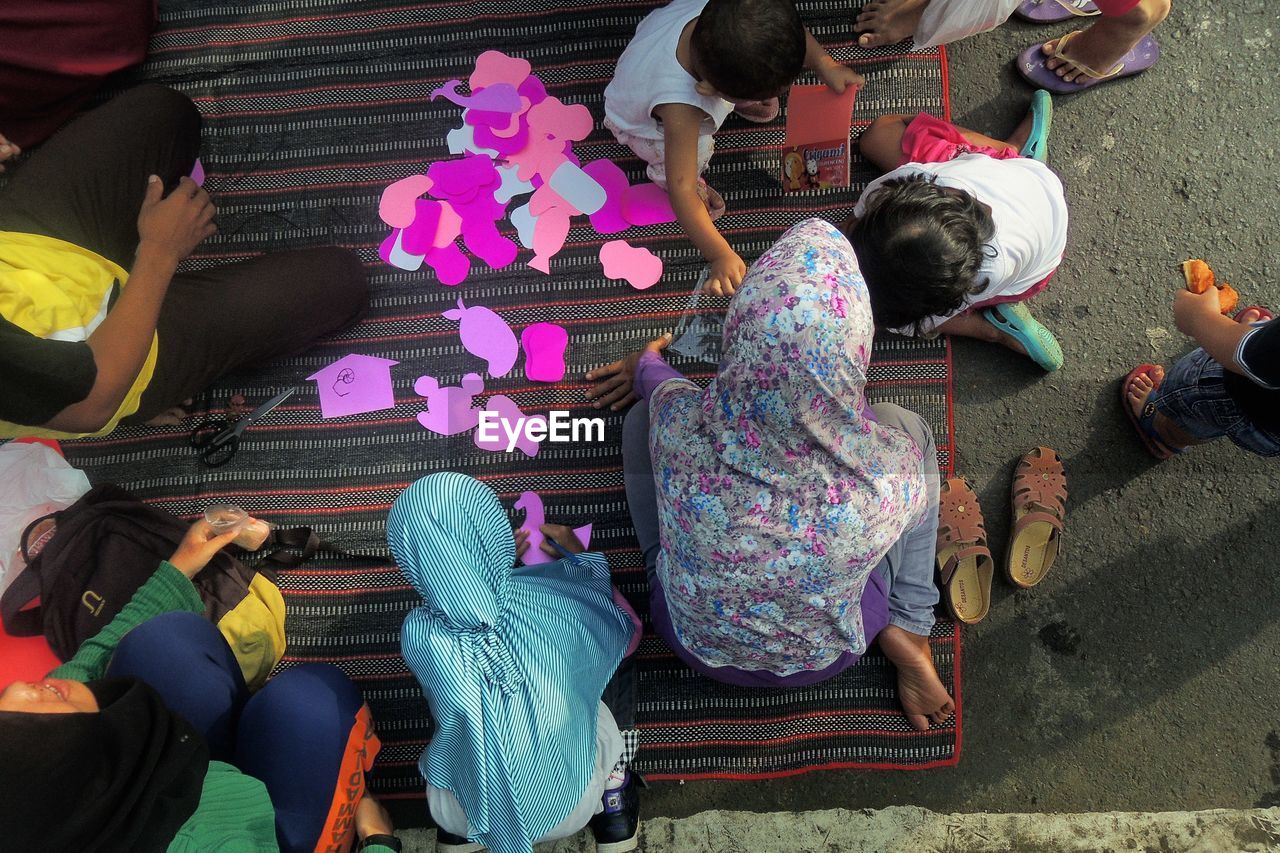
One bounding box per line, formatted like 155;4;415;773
603;0;734;142
427;701;624;844
853;153;1069;334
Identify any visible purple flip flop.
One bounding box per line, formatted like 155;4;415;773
1017;32;1160;95
1013;0;1100;23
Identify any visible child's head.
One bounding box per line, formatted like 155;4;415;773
844;174;996;334
691;0;806;101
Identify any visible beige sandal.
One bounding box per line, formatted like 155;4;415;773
1006;447;1068;588
936;478;995;625
1045;30;1126;82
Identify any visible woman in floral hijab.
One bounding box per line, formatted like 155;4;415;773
591;219;953;730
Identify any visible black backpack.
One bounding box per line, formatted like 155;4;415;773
0;484;287;688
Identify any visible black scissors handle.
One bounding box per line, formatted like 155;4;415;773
191;418;239;467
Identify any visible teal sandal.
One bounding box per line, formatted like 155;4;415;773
1019;89;1052;163
980;302;1063;371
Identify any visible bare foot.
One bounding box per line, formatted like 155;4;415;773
878;624;954;731
936;312;1028;357
855;0;929;48
1124;366;1198;453
143;397;197;427
1236;307;1267;324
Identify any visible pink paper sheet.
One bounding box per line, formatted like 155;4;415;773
520;322;569;382
379;174;434;228
599;240;663;290
621;182;678;226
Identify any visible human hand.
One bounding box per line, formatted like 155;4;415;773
354;794;395;842
514;527;530;561
0;133;20;172
540;523;585;557
136;175;217;266
1173;286;1226;337
168;520;239;578
584;333;672;411
817;61;865;94
704;251;746;296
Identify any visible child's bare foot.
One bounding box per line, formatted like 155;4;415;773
878;624;954;731
144;398;196;427
1043;0;1169;83
854;0;929;48
936;312;1028;356
1124;366;1201;453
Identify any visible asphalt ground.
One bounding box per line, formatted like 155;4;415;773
644;0;1280;821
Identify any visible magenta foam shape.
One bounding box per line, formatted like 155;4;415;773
424;242;470;285
399;199;444;255
520;322;569;383
621;182;678;226
582;159;631;235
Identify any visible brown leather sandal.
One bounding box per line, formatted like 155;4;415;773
936;478;995;625
1006;446;1068;588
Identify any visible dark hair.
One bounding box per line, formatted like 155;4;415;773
691;0;806;100
844;174;996;335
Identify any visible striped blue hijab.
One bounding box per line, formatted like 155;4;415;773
388;473;633;853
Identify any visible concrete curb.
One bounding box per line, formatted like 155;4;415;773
398;805;1280;852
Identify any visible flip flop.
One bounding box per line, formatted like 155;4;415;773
1234;305;1275;323
1013;0;1100;23
1017;31;1161;95
1019;89;1053;163
980;302;1064;371
936;478;994;625
1121;364;1180;460
1006;447;1067;589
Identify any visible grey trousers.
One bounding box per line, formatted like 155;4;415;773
622;399;941;638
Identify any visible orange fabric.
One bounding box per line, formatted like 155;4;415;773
315;702;382;853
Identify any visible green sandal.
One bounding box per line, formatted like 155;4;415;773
1020;89;1052;163
980;302;1064;371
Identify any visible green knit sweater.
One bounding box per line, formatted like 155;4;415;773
49;562;396;852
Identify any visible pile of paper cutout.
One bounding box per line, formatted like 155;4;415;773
378;50;677;290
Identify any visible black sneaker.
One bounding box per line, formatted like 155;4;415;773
435;828;486;853
589;771;640;853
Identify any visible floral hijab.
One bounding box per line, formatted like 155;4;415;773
648;218;928;676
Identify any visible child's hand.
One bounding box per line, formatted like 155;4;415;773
1173;286;1226;337
540;524;585;557
704;251;746;296
0;132;20;172
817;62;865;94
514;527;530;561
169;521;239;578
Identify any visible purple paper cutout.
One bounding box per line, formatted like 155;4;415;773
444;298;518;377
400;199;444;255
307;354;399;419
431;80;524;114
621;182;678;226
582;159;631;235
414;373;485;435
520;322;569;383
548;161;606;215
379;229;425;272
190;159;205;186
514;491;593;565
517;74;547;106
474;396;544;456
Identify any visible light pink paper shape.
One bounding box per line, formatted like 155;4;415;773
474;396;544;457
380;174;434;228
470;51;532;91
379;229;425;272
444;298;518;377
307;354;399;419
530;206;570;274
414;373;484;435
547;161;606;216
431;80;523;113
433;201;463;249
514;491;593;565
508;97;594;182
190;159;205;186
520;322;569;383
600;240;663;290
621;183;678;226
582;159;631;235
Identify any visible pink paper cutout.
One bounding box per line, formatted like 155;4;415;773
547;161;606;216
414;373;485;435
379;229;425;272
508;97;594;183
473;115;529;156
514;491;593;565
466;105;527;134
520;323;569;383
600;240;664;291
424;242;470;285
582;159;631;235
470;51;532;91
529;182;571;217
400;199;444;255
379;174;434;228
432;201;464;248
428;155;517;268
474;396;544;456
530;206;570;274
307;354;399;419
444;298;518;377
621;183;678;226
431;80;523;114
190;159;205;186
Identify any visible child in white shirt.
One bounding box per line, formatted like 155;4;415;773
605;0;862;296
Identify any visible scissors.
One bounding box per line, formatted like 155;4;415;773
190;389;296;467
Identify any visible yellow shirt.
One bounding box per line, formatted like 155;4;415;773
0;231;157;439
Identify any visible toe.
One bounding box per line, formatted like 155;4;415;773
906;712;931;732
1042;38;1061;57
858;33;884;47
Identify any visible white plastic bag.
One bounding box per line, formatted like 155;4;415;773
0;442;91;595
914;0;1021;49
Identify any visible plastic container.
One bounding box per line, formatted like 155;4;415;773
203;504;272;551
